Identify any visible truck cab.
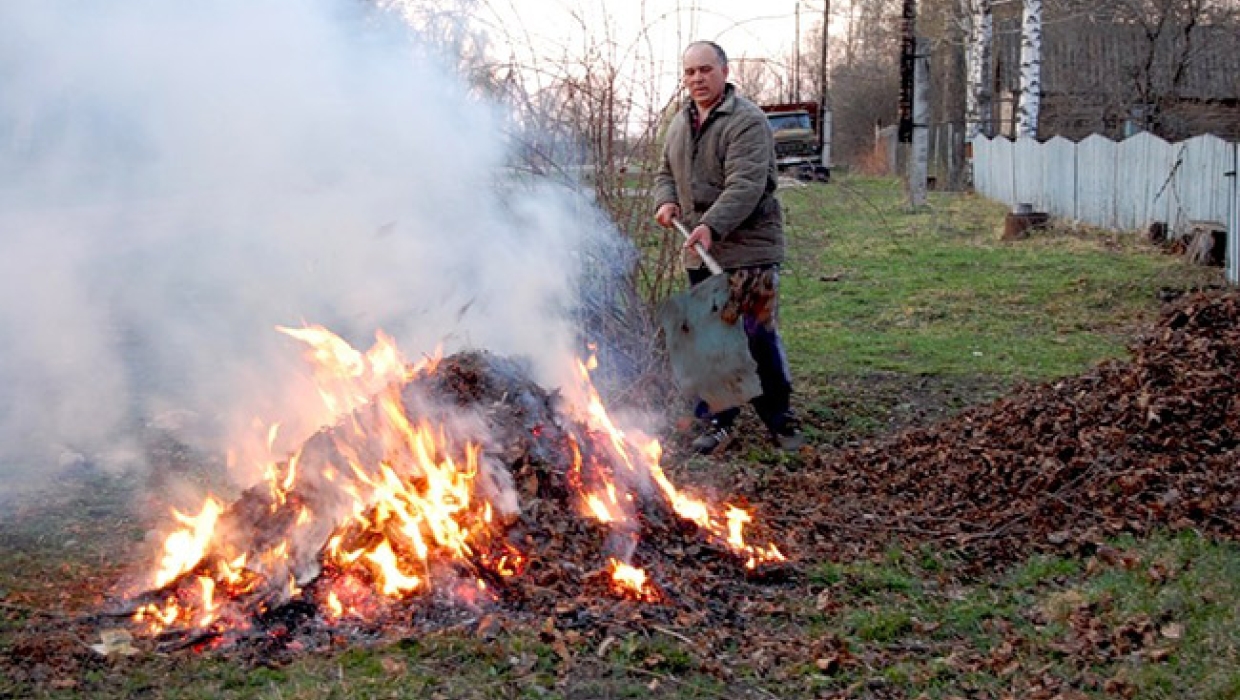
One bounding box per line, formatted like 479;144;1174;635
761;102;830;182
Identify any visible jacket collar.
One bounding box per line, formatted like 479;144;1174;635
686;83;736;132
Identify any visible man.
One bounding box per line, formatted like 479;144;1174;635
653;40;804;455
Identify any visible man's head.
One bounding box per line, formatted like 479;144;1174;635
682;41;729;111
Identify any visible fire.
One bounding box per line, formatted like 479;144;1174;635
325;591;343;619
362;541;421;596
274;325;417;416
566;356;785;569
608;558;657;601
197;577;217;627
152;497;224;588
131;327;783;638
583;483;628;523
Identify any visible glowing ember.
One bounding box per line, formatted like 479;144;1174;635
325;591;343;620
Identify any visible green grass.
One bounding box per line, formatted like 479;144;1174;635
787;531;1240;699
779;177;1220;382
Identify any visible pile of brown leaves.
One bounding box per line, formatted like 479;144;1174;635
775;289;1240;567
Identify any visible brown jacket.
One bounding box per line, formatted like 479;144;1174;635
654;84;785;270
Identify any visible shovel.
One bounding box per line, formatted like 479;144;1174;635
656;220;762;413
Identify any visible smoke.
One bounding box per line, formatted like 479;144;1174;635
0;0;629;488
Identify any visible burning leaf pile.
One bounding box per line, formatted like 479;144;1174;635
120;329;786;654
780;289;1240;566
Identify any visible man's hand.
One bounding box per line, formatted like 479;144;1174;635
655;202;681;228
684;223;713;253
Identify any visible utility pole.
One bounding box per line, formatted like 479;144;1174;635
818;0;832;174
910;37;930;208
898;0;916;143
794;2;801;102
897;0;928;208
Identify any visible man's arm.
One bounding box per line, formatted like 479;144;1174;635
652;116;684;227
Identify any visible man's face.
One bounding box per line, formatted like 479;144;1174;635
682;44;728;109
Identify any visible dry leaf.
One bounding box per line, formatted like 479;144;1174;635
596;636;616;658
90;628;140;658
379;657;406;675
815;589;832;611
814;655;839;673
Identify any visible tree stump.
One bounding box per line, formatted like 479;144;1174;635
1002;206;1049;240
1185;222;1227;267
1146;221;1168;245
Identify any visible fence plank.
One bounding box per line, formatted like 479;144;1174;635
1076;135;1119;229
1116;132;1160;231
1230;143;1239;283
1145;137;1180;231
1041;136;1075;220
1012;137;1043;209
973;137;996;200
976;136;1015;204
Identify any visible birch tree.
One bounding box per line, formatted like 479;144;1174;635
1016;0;1042;138
961;0;993;142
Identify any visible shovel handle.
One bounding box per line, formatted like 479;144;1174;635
673;219;725;276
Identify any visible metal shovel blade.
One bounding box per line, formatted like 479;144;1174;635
657;273;762;413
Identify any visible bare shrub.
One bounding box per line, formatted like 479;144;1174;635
390;0;684;408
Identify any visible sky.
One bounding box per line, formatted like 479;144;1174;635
484;0;811;56
472;0;822;99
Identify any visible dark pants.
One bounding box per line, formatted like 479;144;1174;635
688;264;795;435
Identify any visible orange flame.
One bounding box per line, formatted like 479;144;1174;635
152;497;224;588
566;354;785;569
363;541;420;596
197;576;217;627
608;559;657;601
325;591;343;620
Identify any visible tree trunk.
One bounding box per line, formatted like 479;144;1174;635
1017;0;1042;138
963;0;993;142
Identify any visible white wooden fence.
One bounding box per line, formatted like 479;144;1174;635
973;133;1240;283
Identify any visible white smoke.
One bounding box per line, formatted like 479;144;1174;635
0;0;625;488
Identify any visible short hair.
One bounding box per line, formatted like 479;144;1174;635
684;40;728;68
